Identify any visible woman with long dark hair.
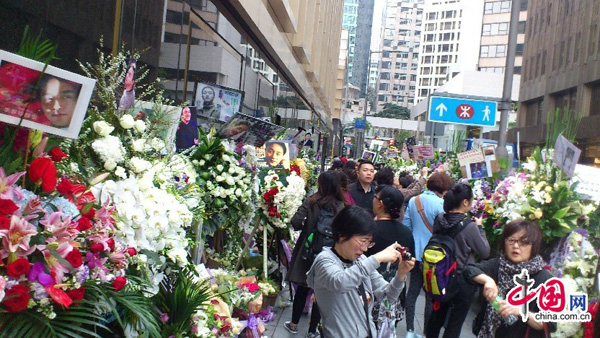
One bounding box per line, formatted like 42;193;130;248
367;185;415;332
307;206;415;337
286;171;348;337
425;183;490;338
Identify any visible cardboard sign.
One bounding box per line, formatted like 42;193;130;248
457;148;485;166
553;135;581;178
573;165;600;201
413;145;435;160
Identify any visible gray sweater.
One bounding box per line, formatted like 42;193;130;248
306;247;406;338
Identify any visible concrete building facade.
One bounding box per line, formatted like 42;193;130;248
514;0;600;164
376;0;425;111
478;0;528;74
415;0;485;105
351;0;375;96
342;0;359;87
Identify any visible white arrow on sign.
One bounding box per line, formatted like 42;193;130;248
435;103;447;117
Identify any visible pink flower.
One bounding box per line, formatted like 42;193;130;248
109;249;128;269
0;215;38;259
42;242;73;283
86;252;109;280
40;211;78;243
160;313;169;323
0;168;25;200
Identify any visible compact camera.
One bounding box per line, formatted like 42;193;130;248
396;246;412;261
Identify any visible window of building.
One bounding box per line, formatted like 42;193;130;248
382;61;392;69
589;82;600;116
484;1;511;14
381;72;391;80
426;23;436;31
482;22;509;36
272;74;279;83
394;73;407;80
480;45;507;58
425;34;435;42
384;40;393;47
378;95;387;102
424;45;434;53
520;0;528;11
442;22;454;30
518;21;526;34
400;62;408;69
398;52;409;59
423;56;433;64
427;12;437;20
479;67;504;73
411;63;418;70
379;83;389;91
516;43;524;56
419;89;429;97
513;66;522;74
410;74;417;81
437;66;448;74
409;85;416;90
439;55;450;63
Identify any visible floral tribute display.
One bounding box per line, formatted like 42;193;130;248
471;148;597;247
260;170;306;229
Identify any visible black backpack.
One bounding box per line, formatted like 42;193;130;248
422;216;470;303
301;204;337;264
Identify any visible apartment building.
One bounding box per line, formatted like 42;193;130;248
513;0;600;164
478;0;528;74
415;0;484;104
376;0;425;111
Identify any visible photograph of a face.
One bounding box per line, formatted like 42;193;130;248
257;141;290;170
467;161;490;179
361;150;376;162
216;112;284;147
553;135;581;178
195;82;243;122
175;106;198;152
0;50;95;139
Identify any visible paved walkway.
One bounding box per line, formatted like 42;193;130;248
264;274;478;338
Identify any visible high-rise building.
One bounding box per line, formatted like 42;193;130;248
346;0;375;96
512;0;600;164
415;0;485;105
376;0;424;110
342;0;359;86
478;0;528;74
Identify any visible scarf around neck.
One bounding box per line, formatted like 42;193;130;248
478;255;545;338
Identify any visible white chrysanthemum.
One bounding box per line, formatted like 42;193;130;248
92;135;125;163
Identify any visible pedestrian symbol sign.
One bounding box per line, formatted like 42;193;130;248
428;96;498;127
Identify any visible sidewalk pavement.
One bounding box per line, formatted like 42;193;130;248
264;275;478;338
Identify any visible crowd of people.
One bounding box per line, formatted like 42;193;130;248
283;157;563;338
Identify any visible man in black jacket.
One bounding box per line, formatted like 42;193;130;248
347;160;376;213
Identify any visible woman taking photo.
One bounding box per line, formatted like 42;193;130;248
286;171;348;337
464;220;556;337
367;185;415;332
307;206;416;338
425;183;490;338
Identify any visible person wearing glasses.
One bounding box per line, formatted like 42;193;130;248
307;206;415;338
366;185;415;332
463;220;556;338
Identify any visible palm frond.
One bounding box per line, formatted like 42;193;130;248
154;270;214;335
17;25;59;65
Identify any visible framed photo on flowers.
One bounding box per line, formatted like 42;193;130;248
0;50;96;138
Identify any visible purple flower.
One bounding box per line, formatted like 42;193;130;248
191;324;198;333
160;313;170;323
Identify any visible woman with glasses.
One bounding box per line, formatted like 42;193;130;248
463;220;556;337
307;206;415;338
286;171;348;337
367;185;415;333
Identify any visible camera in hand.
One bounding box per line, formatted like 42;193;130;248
396;246;412;261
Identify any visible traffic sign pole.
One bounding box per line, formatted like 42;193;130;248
497;0;521;166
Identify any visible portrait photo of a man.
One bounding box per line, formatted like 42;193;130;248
199;86;221;120
38;74;81;128
261;141;290;170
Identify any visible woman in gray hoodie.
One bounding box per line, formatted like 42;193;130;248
307;206;415;338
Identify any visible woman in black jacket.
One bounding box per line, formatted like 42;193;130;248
285;171;348;337
463;220;557;337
